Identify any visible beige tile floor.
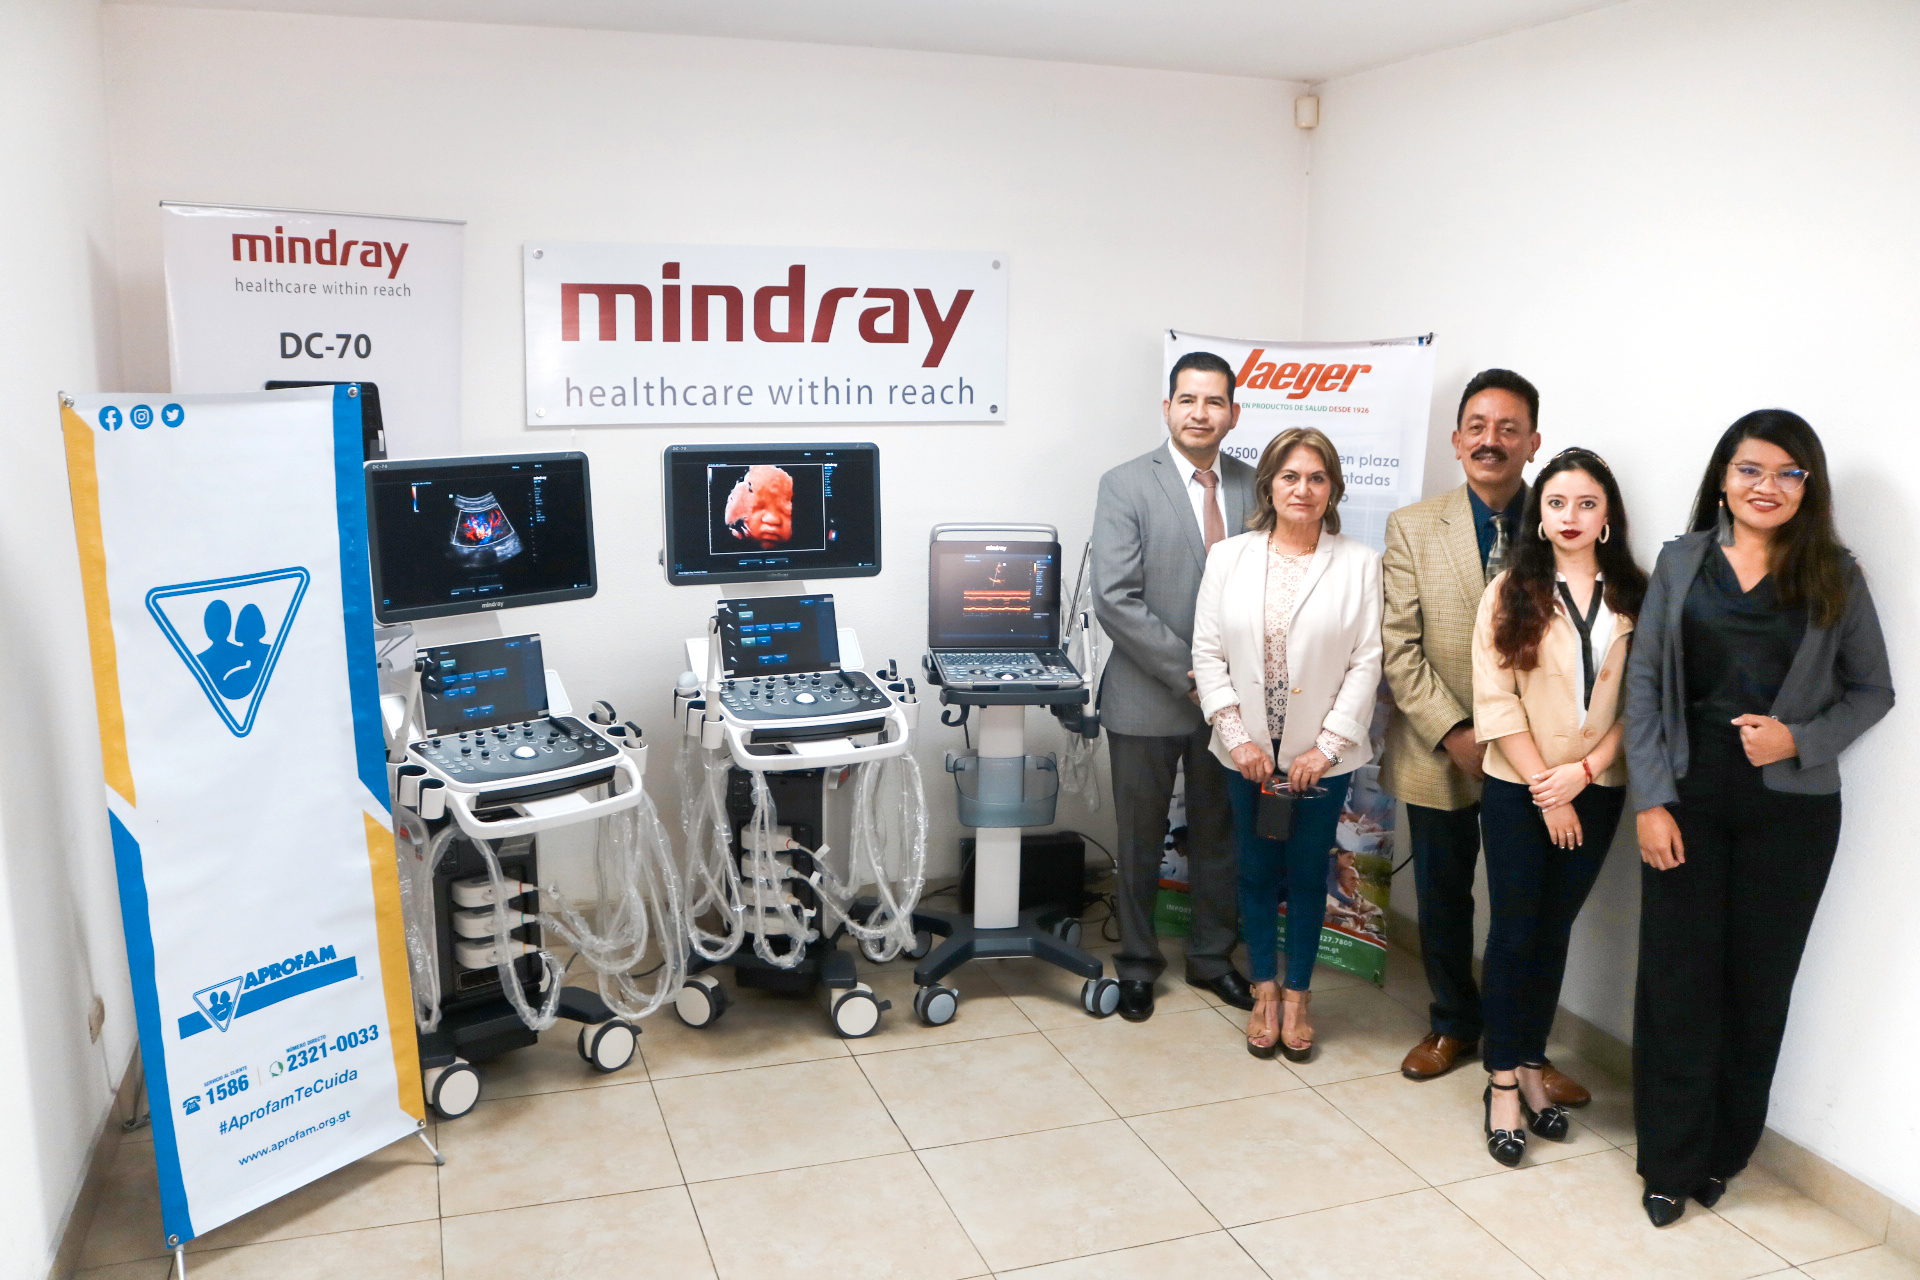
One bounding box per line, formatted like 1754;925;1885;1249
81;938;1915;1280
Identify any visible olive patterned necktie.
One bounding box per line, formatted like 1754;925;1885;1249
1485;512;1512;584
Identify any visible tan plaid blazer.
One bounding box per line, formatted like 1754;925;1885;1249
1379;483;1511;811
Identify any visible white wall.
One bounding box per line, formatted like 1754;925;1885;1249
100;8;1309;880
1305;0;1920;1208
0;0;137;1275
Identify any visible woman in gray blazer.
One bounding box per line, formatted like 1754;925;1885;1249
1624;410;1893;1228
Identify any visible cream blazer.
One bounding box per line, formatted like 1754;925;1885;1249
1471;570;1634;787
1192;530;1384;776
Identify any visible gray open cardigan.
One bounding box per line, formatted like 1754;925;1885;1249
1623;530;1895;813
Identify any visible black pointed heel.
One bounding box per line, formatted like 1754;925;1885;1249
1483;1080;1527;1167
1643;1191;1686;1227
1693;1176;1727;1208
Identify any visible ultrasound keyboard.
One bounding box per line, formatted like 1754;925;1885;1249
716;669;891;723
411;715;619;787
930;649;1081;691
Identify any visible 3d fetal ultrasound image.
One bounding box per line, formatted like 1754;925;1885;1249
448;492;522;566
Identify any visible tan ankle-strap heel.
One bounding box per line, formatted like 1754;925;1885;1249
1279;987;1314;1063
1246;981;1281;1059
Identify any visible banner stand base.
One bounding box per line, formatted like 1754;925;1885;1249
415;1125;445;1167
172;1245;186;1278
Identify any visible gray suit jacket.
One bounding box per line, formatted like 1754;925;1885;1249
1623;530;1895;811
1092;444;1256;737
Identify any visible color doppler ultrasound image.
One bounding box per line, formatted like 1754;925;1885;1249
710;463;826;554
448;492;522;566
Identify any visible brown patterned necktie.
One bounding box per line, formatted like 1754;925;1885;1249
1486;512;1512;583
1194;469;1225;549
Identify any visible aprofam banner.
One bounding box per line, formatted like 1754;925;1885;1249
523;242;1008;426
62;387;422;1247
162;203;465;458
1156;332;1436;983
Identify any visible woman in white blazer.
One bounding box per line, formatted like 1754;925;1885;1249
1192;427;1383;1062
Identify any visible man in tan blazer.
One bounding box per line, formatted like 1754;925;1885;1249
1381;369;1589;1107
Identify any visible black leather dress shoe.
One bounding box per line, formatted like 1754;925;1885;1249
1643;1191;1686;1228
1188;969;1255;1010
1692;1176;1727;1208
1117;979;1155;1022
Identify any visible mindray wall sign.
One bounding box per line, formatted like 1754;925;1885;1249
523;243;1008;425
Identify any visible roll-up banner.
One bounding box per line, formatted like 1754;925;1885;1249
1154;332;1436;984
161;203;465;459
62;387;422;1248
522;242;1008;426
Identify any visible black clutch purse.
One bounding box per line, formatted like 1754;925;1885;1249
1256;778;1296;841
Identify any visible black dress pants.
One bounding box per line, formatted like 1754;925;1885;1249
1634;724;1842;1196
1107;726;1238;982
1408;801;1483;1042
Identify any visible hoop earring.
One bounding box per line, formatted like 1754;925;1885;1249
1537;522;1548;542
1599;524;1611;544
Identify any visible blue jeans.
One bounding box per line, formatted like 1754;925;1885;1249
1224;766;1351;989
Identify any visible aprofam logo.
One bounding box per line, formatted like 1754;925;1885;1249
179;942;355;1040
146;568;308;738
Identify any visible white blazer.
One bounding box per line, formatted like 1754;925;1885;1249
1191;529;1384;775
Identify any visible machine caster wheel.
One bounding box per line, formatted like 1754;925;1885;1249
424;1061;481;1119
829;983;888;1038
579;1019;639;1072
1049;916;1084;948
904;930;934;960
1081;977;1120;1018
675;975;729;1028
913;984;959;1026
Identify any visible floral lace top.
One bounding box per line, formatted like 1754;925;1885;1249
1211;542;1356;764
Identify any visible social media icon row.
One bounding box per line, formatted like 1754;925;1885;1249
98;403;185;431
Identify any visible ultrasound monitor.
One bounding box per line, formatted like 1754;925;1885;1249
663;443;880;585
929;539;1062;650
365;451;596;623
716;595;842;676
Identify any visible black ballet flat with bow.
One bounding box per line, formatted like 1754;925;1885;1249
1483;1079;1527;1168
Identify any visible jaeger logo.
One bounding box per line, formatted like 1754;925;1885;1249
1235;348;1373;401
561;263;974;368
231;226;411;280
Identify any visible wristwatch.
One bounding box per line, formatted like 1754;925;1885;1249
1318;743;1343;766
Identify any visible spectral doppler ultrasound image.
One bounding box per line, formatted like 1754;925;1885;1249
448;492;523;565
961;558;1039;617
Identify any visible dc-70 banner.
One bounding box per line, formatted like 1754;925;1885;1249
62;387;422;1248
1155;332;1436;984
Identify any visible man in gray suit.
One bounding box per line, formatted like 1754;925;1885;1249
1092;351;1257;1021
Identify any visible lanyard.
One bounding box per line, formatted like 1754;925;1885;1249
1556;579;1604;709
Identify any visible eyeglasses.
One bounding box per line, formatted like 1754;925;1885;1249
1728;461;1810;494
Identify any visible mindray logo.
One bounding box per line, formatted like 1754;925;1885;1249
1235;349;1372;400
561;262;973;368
232;226;410;280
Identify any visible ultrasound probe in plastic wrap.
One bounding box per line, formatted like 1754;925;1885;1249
448;493;522;565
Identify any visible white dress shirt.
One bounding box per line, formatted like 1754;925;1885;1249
1165;438;1224;541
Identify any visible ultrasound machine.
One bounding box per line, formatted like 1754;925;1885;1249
367;451;679;1120
666;443;937;1037
914;524;1119;1020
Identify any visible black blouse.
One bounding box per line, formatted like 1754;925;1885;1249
1682;547;1807;726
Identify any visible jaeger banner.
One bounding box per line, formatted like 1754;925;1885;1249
62;387;422;1247
1154;331;1436;983
523;243;1008;426
162;202;465;458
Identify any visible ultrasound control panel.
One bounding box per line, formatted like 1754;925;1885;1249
930;649;1081;691
715;669;892;723
411;715;618;786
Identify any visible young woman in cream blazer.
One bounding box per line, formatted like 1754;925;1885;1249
1469;447;1645;1169
1192;427;1383;1062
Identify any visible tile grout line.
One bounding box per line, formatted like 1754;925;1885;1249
850;1049;994;1276
632;1075;725;1279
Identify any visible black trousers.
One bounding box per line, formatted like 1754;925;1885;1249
1107;727;1238;982
1635;724;1842;1196
1479;777;1623;1071
1408;801;1484;1042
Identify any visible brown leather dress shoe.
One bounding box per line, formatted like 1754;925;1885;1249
1400;1032;1478;1080
1535;1059;1591;1108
